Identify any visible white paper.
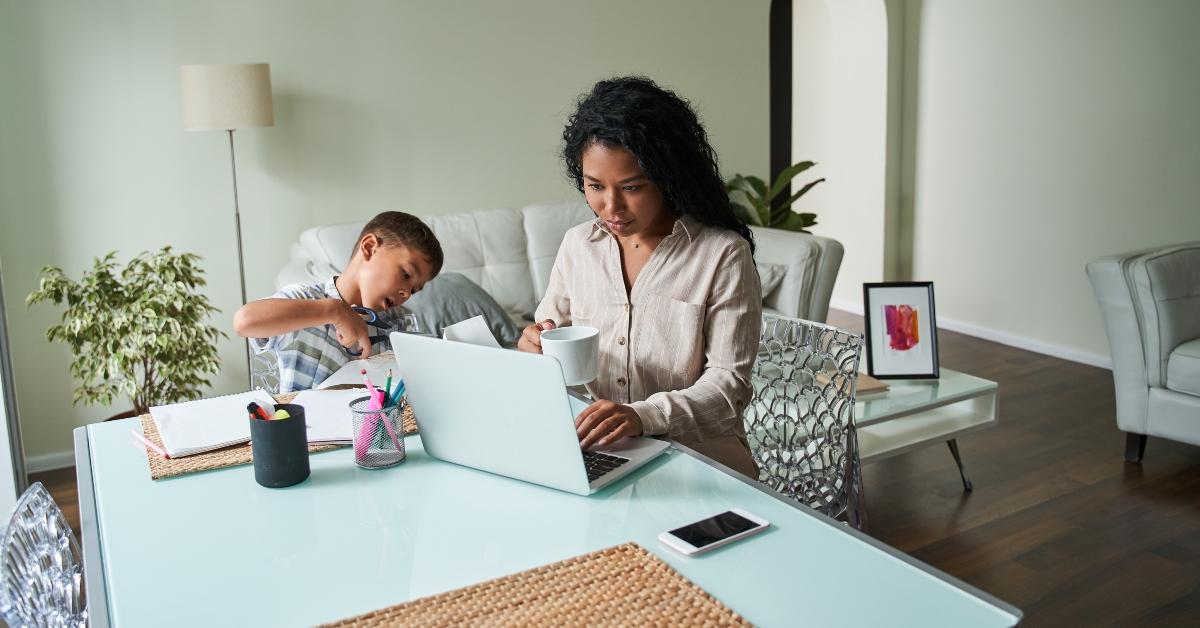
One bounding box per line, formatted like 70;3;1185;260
317;351;396;390
441;315;501;348
290;389;366;444
150;390;277;458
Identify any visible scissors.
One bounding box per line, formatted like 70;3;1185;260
345;306;421;356
344;306;398;357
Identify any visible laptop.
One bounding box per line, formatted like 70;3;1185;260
389;332;669;496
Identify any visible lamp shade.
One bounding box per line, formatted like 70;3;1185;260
181;63;274;131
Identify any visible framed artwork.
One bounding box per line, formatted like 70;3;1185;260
862;282;940;379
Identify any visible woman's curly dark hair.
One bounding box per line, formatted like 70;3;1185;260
562;76;755;253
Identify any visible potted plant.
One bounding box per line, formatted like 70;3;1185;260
26;247;225;417
726;160;826;233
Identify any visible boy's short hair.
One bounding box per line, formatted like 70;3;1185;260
352;211;444;276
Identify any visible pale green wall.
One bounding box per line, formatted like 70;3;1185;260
0;0;769;463
908;0;1200;362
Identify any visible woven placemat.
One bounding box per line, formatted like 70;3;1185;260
138;391;418;480
322;542;750;627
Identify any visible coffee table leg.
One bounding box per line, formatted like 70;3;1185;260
946;439;973;492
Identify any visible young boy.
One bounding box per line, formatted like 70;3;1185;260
235;211;443;392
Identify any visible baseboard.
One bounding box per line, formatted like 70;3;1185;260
829;298;1113;370
25;450;74;474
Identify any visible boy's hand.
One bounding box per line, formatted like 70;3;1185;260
517;319;557;354
329;300;373;358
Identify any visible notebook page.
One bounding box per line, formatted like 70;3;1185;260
316;352;395;390
290;389;365;444
150;390;276;458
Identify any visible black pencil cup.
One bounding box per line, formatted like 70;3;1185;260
249;403;310;488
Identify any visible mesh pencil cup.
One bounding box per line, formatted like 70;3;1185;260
349;396;407;469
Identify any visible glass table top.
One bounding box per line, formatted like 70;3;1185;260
854;368;997;427
80;417;1019;627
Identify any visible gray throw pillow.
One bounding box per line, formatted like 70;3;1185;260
401;272;523;346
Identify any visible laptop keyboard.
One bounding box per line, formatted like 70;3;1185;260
583;451;631;483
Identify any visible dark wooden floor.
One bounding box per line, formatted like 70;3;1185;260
30;310;1200;626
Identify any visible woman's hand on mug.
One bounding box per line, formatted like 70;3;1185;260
575;399;643;449
517;319;557;354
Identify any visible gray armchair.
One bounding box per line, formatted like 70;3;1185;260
1087;242;1200;462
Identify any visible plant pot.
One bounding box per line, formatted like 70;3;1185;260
104;409;139;422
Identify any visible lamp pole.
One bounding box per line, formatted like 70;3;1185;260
227;129;252;387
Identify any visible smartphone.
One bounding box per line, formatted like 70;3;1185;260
658;508;769;556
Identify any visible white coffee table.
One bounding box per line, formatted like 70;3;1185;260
855;368;998;491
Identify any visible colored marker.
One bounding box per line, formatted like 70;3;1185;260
247;402;272;421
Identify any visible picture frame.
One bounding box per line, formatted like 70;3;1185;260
862;282;940;379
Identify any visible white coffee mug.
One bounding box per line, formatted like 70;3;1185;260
540;326;600;386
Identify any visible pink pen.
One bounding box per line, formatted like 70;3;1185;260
131;430;169;459
355;369;382;460
360;369;385;408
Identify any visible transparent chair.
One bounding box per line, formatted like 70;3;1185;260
0;482;87;627
250;351;281;395
743;315;868;529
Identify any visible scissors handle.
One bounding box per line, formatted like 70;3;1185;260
351;306;380;325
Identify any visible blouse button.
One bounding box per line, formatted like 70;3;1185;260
617;377;627;387
617;336;626;346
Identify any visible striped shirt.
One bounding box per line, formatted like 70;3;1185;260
251;278;394;393
535;215;763;459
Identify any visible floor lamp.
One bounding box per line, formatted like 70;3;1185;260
181;63;275;387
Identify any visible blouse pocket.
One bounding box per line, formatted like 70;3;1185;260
639;296;705;377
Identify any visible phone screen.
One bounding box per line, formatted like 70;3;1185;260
668;511;761;549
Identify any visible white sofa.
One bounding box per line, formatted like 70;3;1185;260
276;201;844;324
1088;242;1200;462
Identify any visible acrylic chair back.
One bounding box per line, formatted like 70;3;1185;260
0;481;87;627
744;315;867;529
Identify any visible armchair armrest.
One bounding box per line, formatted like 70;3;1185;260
1087;253;1152;434
750;226;843;322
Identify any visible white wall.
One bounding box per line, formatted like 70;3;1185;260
796;0;1200;367
791;0;890;310
908;0;1200;364
0;0;770;465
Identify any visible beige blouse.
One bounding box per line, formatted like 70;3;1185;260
535;214;763;452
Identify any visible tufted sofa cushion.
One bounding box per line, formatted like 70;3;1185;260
277;201;844;324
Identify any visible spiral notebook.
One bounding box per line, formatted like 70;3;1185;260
149;390;277;458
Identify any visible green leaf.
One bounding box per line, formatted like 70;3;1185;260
776;177;826;211
731;201;762;226
767;161;816;201
771;210;818;233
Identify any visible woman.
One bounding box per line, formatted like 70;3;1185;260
518;76;762;476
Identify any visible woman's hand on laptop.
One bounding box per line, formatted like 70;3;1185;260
517;319;557;354
576;400;643;449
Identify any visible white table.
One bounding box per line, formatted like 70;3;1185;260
856;368;999;490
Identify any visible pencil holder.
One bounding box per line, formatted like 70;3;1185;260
249;403;310;488
349;396;407;469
